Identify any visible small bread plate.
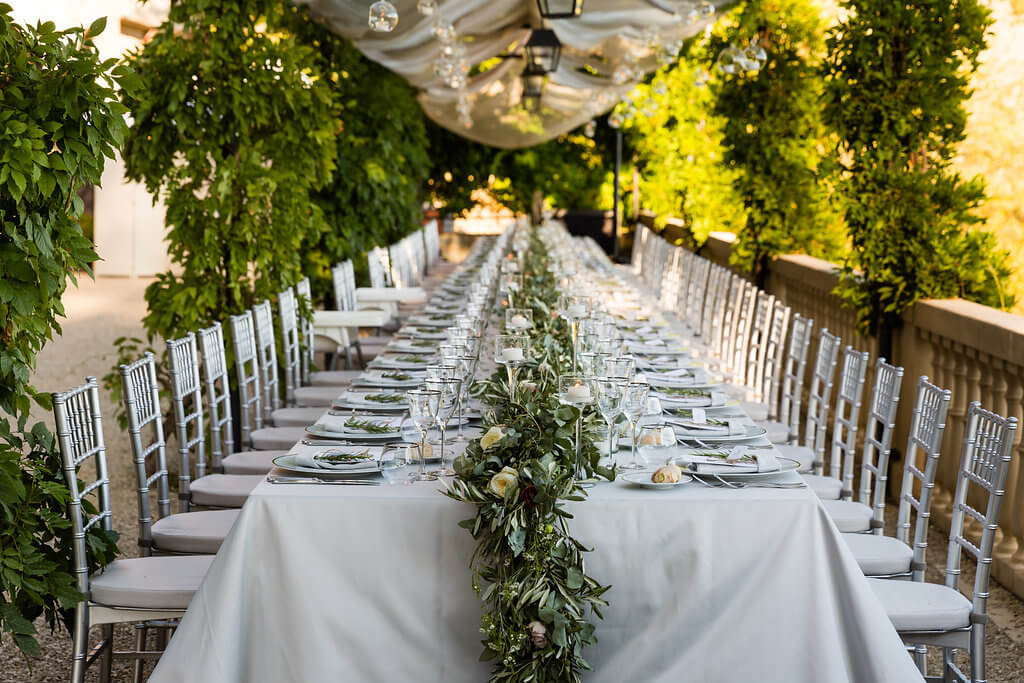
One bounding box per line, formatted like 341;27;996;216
620;470;693;490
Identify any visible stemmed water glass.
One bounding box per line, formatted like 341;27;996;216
494;334;529;403
604;355;635;381
406;389;441;481
620;382;650;470
558;294;590;374
558;375;595;486
595;378;626;469
452;354;477;442
425;377;461;476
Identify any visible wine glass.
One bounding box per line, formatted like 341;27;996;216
406;389;441;481
494;334;529;403
452;354;477;442
558;375;595;486
620;382;650;470
595;378;625;468
604;355;635;381
425;377;461;476
425;364;457;381
380;443;415;484
636;424;677;470
504;308;534;332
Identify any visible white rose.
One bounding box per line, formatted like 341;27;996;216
521;381;538;393
480;426;505;450
528;621;548;648
488;466;519;497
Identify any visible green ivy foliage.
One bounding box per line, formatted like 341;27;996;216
120;0;337;341
0;8;123;655
707;0;842;282
823;0;1015;335
623;53;743;244
284;15;431;303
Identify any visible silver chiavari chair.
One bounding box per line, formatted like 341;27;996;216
730;291;775;417
775;328;841;479
685;257;712;336
870;402;1017;682
54;378;213;683
278;288;301;407
827;346;871;497
631;224;649;274
120;353;240;555
368;245;392;288
228;310;264;446
253;300;280;423
725;280;757;382
659;246;685;311
843;376;950;579
758;313;813;444
194;323;234;470
295;277;315;386
746;302;791;423
818;356;901;533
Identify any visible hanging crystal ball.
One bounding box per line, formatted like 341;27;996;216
368;1;399;32
417;0;438;16
584;120;596;137
717;45;743;74
607;112;623;129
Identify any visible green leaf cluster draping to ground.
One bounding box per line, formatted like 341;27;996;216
0;7;122;656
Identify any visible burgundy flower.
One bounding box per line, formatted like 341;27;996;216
519;484;538;509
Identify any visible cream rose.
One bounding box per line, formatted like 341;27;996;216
521;381;538;393
528;621;548;648
651;463;682;484
488;466;519;497
480;426;505;451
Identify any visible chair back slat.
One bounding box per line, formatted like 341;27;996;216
857;358;904;532
828;346;870;496
53;377;112;594
119;353;171;555
945;402;1017;625
278;288;301;406
803;328;841;473
779;314;814;442
726;281;757;382
896;376;952;580
229;310;263;449
197;323;234;471
744;291;775;394
296;277;314;385
253;300;280;421
761;303;791;420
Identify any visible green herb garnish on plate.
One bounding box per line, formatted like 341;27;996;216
365;393;405;404
344;418;400;434
395;355;428;363
411;340;436;348
658;387;709;397
382;371;412;381
315;450;372;464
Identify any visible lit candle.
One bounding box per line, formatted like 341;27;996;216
566;303;586;319
566;381;592;403
510;314;531;330
500;347;525;363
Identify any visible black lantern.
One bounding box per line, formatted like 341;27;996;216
522;92;542;112
521;67;546;98
524;29;562;73
536;0;583;19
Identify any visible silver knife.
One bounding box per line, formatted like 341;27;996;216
267;476;381;486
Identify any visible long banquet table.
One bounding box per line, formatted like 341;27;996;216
149;230;923;682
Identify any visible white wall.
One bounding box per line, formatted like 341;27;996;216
8;0;171;277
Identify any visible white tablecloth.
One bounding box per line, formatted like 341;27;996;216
150;471;922;682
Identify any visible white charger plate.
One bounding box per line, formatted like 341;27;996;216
306;423;406;442
673;424;768;442
620;470;694;489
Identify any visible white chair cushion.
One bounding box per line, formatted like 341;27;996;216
868;578;972;632
189;474;262;508
800;473;841;500
821;500;873;533
309;370;362;387
758;419;791;445
251;426;307;450
222;449;290;475
152;509;240;554
843;534;913;577
294;385;344;407
775;444;814;473
271;407;325;427
739;400;769;422
90;555;214;610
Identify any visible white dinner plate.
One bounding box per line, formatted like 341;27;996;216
369;355;435;370
399;327;448;340
332;393;408;411
677;456;802;480
306;423;406;442
619;470;693;489
673;424;768;442
272;453;380;475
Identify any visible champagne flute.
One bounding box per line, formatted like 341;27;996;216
558;375;596;486
425;377;461;476
595;378;625;469
406;389;440;481
620;382;650;470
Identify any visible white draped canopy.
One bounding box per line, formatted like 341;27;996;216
296;0;721;148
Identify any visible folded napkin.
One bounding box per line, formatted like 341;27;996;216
335;390;406;406
315;413;405;434
290;444;381;470
691;447;780;474
656;390;726;408
647;372;697;389
668;418;745;436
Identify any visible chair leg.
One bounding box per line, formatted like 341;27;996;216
971;624;985;682
942;647;955;683
133;624;148;683
98;624;114;682
354;341;366;368
70;602;89;683
913;644;927;675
